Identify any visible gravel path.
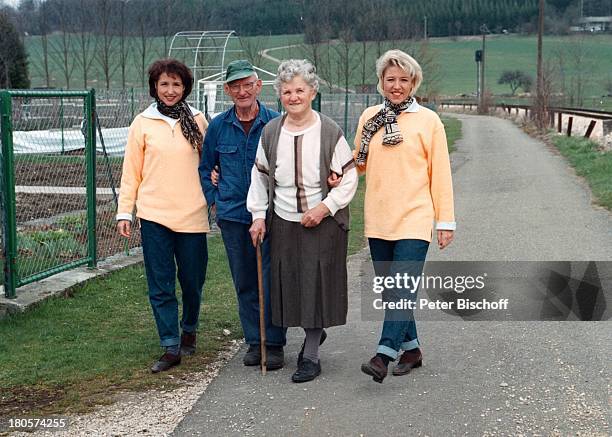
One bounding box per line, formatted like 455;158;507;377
11;341;241;437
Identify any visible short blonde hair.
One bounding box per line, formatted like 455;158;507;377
376;49;423;97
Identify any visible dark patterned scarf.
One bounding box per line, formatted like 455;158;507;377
355;96;414;166
155;98;203;152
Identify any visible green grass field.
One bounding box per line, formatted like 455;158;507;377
25;33;611;110
268;34;612;103
551;135;612;210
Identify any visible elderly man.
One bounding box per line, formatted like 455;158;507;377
199;60;286;369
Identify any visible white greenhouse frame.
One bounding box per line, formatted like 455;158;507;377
167;30;277;116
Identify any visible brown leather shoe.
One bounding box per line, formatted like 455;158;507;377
392;348;422;376
361;356;388;383
151;352;181;373
180;332;197;356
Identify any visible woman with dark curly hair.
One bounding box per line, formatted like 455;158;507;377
116;59;209;373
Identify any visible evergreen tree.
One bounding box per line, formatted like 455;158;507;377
0;11;30;89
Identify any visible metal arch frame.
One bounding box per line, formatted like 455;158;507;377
167;30;241;105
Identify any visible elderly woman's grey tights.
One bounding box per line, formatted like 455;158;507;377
303;328;323;363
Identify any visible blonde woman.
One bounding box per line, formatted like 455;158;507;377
356;50;456;383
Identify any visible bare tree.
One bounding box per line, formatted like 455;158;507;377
48;2;75;89
240;35;268;68
156;0;174;58
74;0;97;88
552;36;593;106
27;0;52;88
392;40;443;100
132;3;154;88
116;0;131;89
332;29;359;93
95;0;117;89
415;42;443;99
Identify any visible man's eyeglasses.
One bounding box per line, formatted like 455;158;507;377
228;81;257;93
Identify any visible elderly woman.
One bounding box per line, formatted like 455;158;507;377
247;59;358;383
117;59;209;373
356;50;455;383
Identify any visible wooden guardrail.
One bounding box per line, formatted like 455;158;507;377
438;100;612;139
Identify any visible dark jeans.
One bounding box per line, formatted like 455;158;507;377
140;219;208;347
217;219;287;347
368;238;429;360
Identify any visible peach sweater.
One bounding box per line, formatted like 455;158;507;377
354;102;455;242
117;104;209;233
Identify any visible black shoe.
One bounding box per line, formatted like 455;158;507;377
297;330;327;366
151;352;181;373
292;358;321;383
266;346;285;370
243;344;261;366
180;332;196;356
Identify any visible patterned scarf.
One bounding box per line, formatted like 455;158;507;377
355;96;414;166
155;98;203;152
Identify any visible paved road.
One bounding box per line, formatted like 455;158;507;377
174;114;611;436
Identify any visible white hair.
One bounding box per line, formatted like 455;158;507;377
274;59;319;95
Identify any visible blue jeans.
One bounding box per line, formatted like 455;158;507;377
217;219;287;347
368;238;429;360
140;219;208;347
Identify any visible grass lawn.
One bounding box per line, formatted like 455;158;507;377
25;33;611;105
550;135;612;211
0;234;241;416
442;117;462;154
0;116;461;415
265;34;612;108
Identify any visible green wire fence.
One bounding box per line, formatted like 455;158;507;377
1;88;384;298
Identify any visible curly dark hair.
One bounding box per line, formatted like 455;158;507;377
148;59;194;100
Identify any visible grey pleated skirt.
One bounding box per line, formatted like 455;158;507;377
269;213;349;329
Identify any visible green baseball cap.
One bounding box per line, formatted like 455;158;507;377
225;60;255;83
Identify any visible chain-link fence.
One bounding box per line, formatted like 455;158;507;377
1;90;97;298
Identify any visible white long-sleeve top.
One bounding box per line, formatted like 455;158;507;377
247;113;358;223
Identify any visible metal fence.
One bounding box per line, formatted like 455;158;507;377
1;88;387;298
0;90;149;298
1;90;97;298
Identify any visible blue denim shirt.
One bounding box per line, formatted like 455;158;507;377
199;101;280;225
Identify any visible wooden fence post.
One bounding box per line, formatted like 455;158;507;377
584;120;596;138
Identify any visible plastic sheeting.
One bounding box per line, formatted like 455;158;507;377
12;127;129;156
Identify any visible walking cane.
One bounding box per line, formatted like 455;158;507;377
256;235;267;375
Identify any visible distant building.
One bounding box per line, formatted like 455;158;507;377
572;16;612;32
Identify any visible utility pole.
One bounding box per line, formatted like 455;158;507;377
424;16;428;40
479;24;489;112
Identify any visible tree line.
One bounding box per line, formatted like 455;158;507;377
1;0;608;91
